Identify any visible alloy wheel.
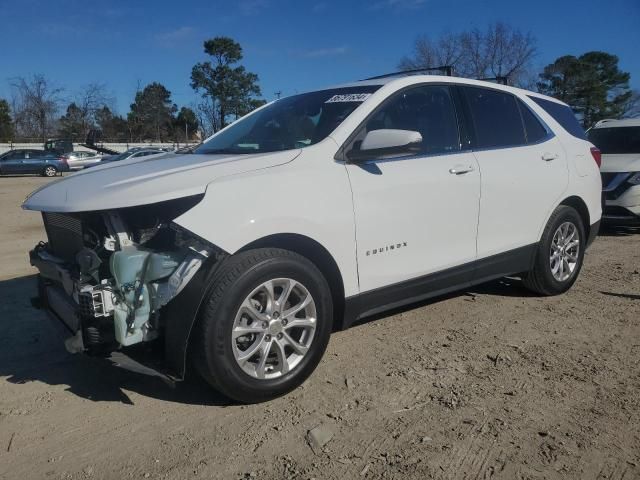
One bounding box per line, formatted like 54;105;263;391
231;278;317;380
549;221;580;282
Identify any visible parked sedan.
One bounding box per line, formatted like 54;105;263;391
89;148;166;167
62;151;103;170
0;149;70;177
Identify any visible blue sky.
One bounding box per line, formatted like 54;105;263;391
1;0;638;114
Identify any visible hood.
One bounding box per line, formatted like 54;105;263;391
23;150;300;213
600;154;640;173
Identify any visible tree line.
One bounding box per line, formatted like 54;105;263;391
0;36;263;144
0;26;637;144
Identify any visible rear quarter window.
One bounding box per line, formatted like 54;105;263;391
517;99;550;144
528;96;586;140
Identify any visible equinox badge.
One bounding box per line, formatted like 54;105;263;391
366;242;408;256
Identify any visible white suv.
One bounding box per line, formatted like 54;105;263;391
588;118;640;225
24;75;602;403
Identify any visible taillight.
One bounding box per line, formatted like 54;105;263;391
590;147;601;168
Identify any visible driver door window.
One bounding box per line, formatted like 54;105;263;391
352;85;461;158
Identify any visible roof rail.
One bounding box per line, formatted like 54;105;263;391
477;76;509;85
363;65;454;81
594;119;617;127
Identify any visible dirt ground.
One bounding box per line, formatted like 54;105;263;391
0;175;638;480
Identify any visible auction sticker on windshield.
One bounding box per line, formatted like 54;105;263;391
325;93;372;103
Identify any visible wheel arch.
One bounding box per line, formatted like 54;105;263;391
559;195;591;238
238;233;346;331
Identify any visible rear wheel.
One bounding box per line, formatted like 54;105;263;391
193;248;333;403
523;205;585;295
43;166;57;177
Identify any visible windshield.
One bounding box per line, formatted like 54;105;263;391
194;86;381;155
588;126;640;154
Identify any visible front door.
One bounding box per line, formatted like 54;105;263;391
1;150;26;173
345;84;480;295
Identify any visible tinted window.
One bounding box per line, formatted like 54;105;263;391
588;127;640;154
6;151;25;160
528;96;586;140
363;85;460;155
518;100;549;143
463;87;525;148
195;85;381;155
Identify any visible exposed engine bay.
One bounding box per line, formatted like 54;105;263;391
30;195;216;357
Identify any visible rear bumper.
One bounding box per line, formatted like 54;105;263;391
602;213;640;225
602;177;640;224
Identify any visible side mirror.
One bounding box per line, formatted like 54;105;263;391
347;129;422;162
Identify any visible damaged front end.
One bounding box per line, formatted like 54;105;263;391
30;195;223;378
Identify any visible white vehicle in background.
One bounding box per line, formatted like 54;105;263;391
23;73;602;403
62;151;103;170
588;118;640;225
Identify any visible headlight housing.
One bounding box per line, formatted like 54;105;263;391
629;172;640;185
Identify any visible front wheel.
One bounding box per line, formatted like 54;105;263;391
523;205;585;295
193;248;333;403
42;165;58;177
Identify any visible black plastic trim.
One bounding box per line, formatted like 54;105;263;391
163;251;228;379
586;220;600;248
342;243;537;328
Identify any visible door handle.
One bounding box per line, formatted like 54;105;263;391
449;165;475;175
542;152;559;162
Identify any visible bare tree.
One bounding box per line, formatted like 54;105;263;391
10;74;63;142
399;22;537;87
195;97;219;138
399;32;464;72
73;83;114;140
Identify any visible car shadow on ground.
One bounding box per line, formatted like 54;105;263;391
0;173;66;178
0;275;232;407
600;291;640;301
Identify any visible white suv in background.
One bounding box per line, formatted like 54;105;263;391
588;118;640;225
24;74;602;403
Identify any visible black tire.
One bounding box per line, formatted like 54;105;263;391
523;205;585;296
193;248;333;403
43;165;58;177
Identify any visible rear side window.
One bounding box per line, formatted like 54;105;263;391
462;87;525;149
528;96;586;140
588;127;640;154
517;100;549;144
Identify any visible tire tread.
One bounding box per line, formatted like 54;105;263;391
192;248;329;402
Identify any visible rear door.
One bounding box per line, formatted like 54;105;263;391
23;150;47;173
459;86;568;263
